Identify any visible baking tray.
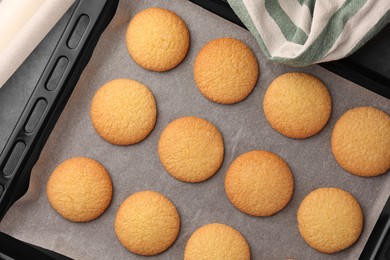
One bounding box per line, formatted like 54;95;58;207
0;0;389;259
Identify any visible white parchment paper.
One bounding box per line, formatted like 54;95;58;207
1;0;389;259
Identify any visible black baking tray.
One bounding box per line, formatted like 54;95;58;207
0;0;389;259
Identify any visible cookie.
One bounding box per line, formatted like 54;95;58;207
114;191;180;256
184;223;250;260
297;187;363;253
46;157;112;222
158;116;224;183
263;72;331;139
331;107;390;177
225;150;294;216
90;78;157;145
126;7;190;72
194;38;259;104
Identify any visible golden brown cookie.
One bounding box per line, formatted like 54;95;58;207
225;150;294;216
331;107;390;177
184;223;250;260
46;157;112;222
297;187;363;254
263;72;331;139
90;78;157;145
194;38;259;104
114;191;180;256
158;116;224;183
126;7;190;72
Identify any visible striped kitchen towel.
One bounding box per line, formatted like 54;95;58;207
227;0;390;67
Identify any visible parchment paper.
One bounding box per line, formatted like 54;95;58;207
1;0;389;259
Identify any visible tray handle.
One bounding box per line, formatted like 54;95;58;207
0;0;119;221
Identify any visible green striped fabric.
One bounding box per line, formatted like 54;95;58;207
227;0;390;67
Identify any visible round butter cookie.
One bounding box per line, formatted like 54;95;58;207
331;107;390;176
184;223;250;260
46;157;112;222
225;150;294;216
297;187;363;253
158;116;224;182
126;7;190;72
194;37;259;104
263;72;331;138
90;78;157;145
114;191;180;256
